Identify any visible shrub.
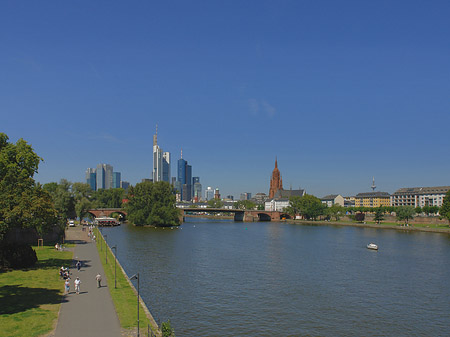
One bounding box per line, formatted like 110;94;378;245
0;243;37;269
355;213;365;222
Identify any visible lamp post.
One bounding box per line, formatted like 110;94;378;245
100;227;102;251
104;234;108;264
129;273;140;337
111;245;117;289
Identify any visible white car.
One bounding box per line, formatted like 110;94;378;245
68;220;75;227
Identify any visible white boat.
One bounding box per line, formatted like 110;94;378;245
367;243;378;250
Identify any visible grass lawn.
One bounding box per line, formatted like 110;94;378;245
0;244;73;337
95;227;160;336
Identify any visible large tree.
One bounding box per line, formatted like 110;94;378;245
440;190;450;224
124;181;180;226
0;133;59;241
396;206;415;225
288;194;326;220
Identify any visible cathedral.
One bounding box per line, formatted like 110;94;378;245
269;159;305;199
269;158;283;198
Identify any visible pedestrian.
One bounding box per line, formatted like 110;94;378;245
76;260;81;272
64;278;70;294
96;273;102;288
74;277;81;294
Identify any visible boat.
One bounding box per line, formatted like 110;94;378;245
367;243;378;250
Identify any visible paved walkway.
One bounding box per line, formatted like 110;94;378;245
52;227;122;337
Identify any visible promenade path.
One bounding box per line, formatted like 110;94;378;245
52;227;122;337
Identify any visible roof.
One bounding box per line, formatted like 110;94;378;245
321;194;339;201
274;189;305;199
355;192;390;198
392;186;450;195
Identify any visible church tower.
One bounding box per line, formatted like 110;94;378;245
269;158;283;198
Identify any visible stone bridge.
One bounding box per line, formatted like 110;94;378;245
181;208;291;222
87;208;127;218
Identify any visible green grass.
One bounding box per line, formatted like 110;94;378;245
0;244;73;337
95;227;160;336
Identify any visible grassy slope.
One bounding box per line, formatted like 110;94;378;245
94;227;160;336
0;245;73;337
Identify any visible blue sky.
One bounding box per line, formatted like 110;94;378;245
1;0;449;198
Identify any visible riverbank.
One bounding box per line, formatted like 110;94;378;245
285;219;450;234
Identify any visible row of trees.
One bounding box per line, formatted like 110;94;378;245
42;180;126;222
282;192;450;224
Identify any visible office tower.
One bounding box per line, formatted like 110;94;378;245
177;150;192;201
214;188;221;200
85;168;96;191
193;177;202;202
152;126;171;182
205;186;214;201
240;192;252;201
96;163;113;190
113;172;121;189
120;181;130;190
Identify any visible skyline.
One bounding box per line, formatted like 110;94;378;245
1;1;449;198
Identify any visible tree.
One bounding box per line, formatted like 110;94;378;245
396;206;415;225
92;188;125;208
355;212;365;222
44;179;76;220
327;204;344;221
0;133;61;269
288;194;326;220
374;207;384;224
124;181;180;227
440;190;450;224
207;198;224;208
235;200;256;210
73;182;93;223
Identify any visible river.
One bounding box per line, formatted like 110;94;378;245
100;218;450;336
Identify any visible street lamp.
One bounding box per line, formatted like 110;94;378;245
100;227;103;251
111;245;117;289
104;234;108;264
129;273;140;337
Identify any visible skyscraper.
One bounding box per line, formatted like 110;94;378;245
85;168;96;191
193;177;202;202
152;126;171;182
205;186;214;201
96;163;113;190
177;150;192;201
113;172;121;189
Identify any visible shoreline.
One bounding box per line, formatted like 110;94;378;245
285;219;450;234
183;215;449;234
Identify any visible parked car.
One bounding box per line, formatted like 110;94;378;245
68;220;75;227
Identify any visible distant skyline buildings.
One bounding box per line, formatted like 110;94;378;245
152;126;171;183
85;163;123;191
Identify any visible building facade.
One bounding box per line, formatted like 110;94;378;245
321;194;345;207
205;186;214;201
177;154;192;201
391;186;450;208
354;192;391;208
265;198;290;212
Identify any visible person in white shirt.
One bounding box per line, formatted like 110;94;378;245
74;277;81;294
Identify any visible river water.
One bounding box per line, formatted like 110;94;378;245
100;219;450;336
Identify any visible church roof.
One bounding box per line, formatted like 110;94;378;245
274;189;305;199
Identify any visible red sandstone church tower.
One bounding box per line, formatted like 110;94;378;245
269;158;283;198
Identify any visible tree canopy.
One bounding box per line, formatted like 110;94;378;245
124;181;180;227
396;206;415;224
0;133;60;241
440;190;450;223
287;194;326;220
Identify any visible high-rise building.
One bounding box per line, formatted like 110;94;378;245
240;192;252;200
96;163;113;190
193;177;202;202
85;168;96;191
177;150;192;201
214;188;221;200
113;172;121;189
152;126;171;182
205;186;214;201
120;181;130;190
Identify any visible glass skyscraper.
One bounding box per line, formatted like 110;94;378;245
177;156;192;201
152;127;171;182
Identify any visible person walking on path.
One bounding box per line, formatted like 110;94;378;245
64;278;70;294
76;260;81;272
96;273;102;288
74;277;81;294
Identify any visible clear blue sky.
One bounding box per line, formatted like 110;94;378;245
1;0;449;198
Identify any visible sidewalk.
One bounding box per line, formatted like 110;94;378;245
52;227;122;337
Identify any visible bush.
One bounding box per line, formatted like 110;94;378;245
162;319;175;337
0;243;37;269
355;213;365;222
